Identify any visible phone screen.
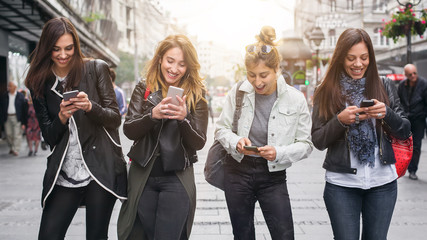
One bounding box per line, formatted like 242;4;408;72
63;90;79;101
244;146;259;152
360;100;374;108
166;86;184;105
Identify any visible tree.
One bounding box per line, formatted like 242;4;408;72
115;51;135;86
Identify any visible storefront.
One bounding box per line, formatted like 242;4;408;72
0;0;119;94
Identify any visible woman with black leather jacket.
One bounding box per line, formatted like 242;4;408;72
24;17;127;240
117;34;208;240
311;28;411;240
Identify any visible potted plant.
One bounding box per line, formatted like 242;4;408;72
381;4;427;43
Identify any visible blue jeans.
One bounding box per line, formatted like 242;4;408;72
323;180;397;240
224;156;294;240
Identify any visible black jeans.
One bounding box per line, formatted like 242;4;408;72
137;174;190;240
224;156;294;240
408;117;426;173
38;181;117;240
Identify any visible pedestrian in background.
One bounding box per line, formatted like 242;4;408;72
117;34;208;240
110;68;128;117
0;80;27;156
215;26;313;240
311;28;411;240
206;90;214;123
24;17;127;240
397;63;427;180
24;95;41;156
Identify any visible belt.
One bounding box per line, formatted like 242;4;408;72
241;155;267;164
8;114;16;116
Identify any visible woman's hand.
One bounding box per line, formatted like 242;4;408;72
362;99;386;120
337;106;368;125
258;146;277;161
58;100;78;125
153;95;187;120
70;91;92;112
236;137;256;155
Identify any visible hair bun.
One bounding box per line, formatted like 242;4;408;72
256;26;276;46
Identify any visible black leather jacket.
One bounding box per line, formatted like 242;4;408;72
32;59;127;207
312;77;411;174
124;81;209;168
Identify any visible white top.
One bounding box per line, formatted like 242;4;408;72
54;74;92;188
325;119;397;189
8;92;16;114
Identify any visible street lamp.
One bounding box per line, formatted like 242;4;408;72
309;27;325;85
397;1;421;63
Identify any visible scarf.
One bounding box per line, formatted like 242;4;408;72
340;73;377;167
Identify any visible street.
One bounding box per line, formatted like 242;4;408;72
1;119;426;240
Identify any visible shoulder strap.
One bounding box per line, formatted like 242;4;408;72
231;81;244;133
144;87;150;100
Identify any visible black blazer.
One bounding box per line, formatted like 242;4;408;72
32;59;127;207
397;76;427;120
0;90;27;125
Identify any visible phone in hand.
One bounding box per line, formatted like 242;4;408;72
166;86;184;105
63;90;79;101
360;99;374;108
360;99;374;114
244;145;260;153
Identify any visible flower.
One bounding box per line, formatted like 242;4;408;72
382;5;427;43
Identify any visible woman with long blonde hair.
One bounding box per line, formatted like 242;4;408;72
117;34;208;240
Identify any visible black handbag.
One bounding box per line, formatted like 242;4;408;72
204;81;244;190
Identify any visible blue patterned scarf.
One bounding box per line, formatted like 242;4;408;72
340;74;377;167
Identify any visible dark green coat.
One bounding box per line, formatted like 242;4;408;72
117;159;196;240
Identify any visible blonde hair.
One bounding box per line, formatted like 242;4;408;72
245;26;281;71
144;35;206;110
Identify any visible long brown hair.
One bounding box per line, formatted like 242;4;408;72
25;17;85;98
144;34;205;111
313;28;389;120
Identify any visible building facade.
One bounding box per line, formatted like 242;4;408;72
294;0;427;80
0;0;120;93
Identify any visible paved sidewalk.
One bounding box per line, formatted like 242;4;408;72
0;120;426;239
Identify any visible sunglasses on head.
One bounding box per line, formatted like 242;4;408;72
407;72;417;77
246;44;274;55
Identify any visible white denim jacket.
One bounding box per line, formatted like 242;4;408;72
215;75;313;172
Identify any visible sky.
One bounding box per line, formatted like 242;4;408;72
161;0;296;52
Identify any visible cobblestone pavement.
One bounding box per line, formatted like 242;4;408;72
1;120;426;239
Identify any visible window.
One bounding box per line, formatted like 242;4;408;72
373;28;389;46
373;0;386;12
347;0;354;11
328;29;336;47
330;0;337;12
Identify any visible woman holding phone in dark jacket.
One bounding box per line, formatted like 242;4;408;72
311;28;411;240
24;17;127;240
117;34;208;240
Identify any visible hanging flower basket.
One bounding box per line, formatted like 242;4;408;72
381;5;427;43
414;21;427;35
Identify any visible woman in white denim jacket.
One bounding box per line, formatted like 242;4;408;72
214;26;313;240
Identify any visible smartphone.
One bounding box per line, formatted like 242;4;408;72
63;90;79;101
166;86;184;105
360;99;374;108
244;145;260;153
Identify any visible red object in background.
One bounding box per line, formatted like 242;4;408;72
387;74;405;81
